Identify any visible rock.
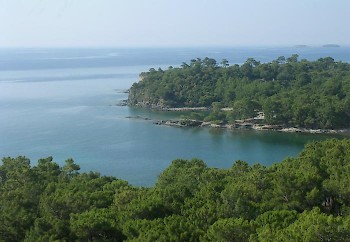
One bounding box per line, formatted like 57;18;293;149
201;122;211;127
280;127;302;133
126;115;151;121
116;100;128;106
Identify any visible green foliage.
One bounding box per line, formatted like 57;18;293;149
253;210;298;241
231;99;260;120
70;208;125;242
0;157;40;242
1;139;350;241
129;56;350;128
123;215;203;242
203;218;255;242
276;208;350;242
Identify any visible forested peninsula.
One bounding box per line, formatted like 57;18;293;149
128;56;350;130
1;139;350;241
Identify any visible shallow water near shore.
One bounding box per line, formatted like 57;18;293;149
1;47;349;186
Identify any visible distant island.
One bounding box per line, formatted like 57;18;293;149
323;44;340;47
294;45;309;48
128;55;350;131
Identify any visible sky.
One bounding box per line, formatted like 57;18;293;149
1;0;349;47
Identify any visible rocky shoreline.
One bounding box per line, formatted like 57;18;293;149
125;102;349;134
126;116;349;134
155;119;347;134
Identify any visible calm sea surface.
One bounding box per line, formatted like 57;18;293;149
1;47;349;186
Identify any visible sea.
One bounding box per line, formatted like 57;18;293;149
1;46;349;186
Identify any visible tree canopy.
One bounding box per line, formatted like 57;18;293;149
1;139;350;241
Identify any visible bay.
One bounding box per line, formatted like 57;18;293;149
0;47;349;186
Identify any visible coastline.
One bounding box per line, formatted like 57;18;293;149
125;101;350;134
126;115;349;134
154;119;349;134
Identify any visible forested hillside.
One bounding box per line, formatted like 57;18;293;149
128;56;350;129
1;139;350;241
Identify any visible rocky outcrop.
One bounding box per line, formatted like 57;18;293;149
126;116;151;121
124;112;349;134
116;100;128;106
154;119;202;127
150;118;347;134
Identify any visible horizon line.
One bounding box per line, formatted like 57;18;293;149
0;44;349;49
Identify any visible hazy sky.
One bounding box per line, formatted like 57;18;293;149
1;0;349;47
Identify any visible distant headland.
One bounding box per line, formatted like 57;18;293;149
128;55;350;132
322;44;340;47
294;45;309;48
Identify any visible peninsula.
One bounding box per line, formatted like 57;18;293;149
128;55;350;132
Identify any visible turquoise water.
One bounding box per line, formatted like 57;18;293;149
1;47;349;186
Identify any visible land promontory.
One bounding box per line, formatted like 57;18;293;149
128;55;350;130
